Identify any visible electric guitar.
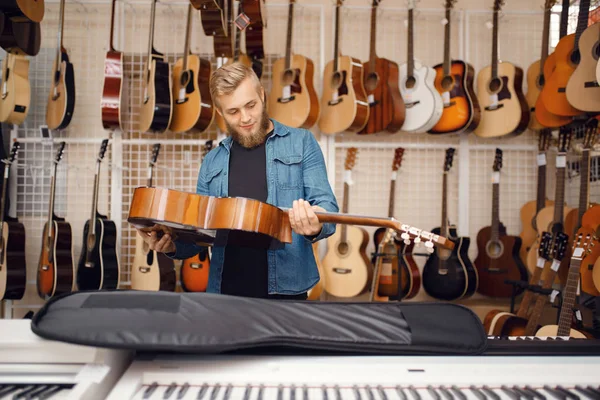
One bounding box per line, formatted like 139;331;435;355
76;139;120;291
100;0;123;131
423;148;477;301
45;0;75;130
1;0;44;23
474;0;529;138
131;144;176;292
0;142;26;301
474;149;528;298
430;0;480;135
399;0;442;133
0;50;30;125
37;142;74;299
318;0;369;135
138;0;172;134
359;0;404;134
323;148;372;297
170;4;214;134
267;0;320;129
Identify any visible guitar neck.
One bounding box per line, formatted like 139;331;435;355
56;0;66;71
109;0;117;52
47;163;59;236
442;7;451;76
574;0;591;52
552;155;567;229
0;162;10;230
491;9;499;79
284;0;294;70
407;8;414;78
340;181;349;245
539;6;551;73
387;178;396;218
89;161;101;236
559;0;570;39
535;158;547;214
441;172;448;237
557;256;583;337
368;3;377;73
576;149;590;231
491;182;500;242
182;3;194;69
147;0;158;61
333;3;341;73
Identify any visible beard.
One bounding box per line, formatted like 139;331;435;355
226;107;271;149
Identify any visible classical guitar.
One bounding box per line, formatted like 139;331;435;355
0;0;44;23
526;127;574;284
76;140;120;291
566;18;600;112
535;228;594;338
518;129;553;266
0;142;26;301
483;231;552;336
0;15;40;57
474;0;529;138
474;149;528;298
430;0;480;135
180;141;213;293
359;0;404;135
170;4;214;134
100;0;123;131
138;0;172;134
191;0;228;38
399;0;442;134
267;0;320;129
131;144;176;292
423;148;477;301
541;0;590;117
0;50;30;125
37;142;74;299
579;199;600;296
322;148;372;298
45;0;75;130
525;0;557;130
372;148;420;300
318;0;369;135
534;0;572;128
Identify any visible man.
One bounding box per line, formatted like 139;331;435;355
137;62;338;299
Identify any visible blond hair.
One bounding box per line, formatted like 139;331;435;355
210;62;262;109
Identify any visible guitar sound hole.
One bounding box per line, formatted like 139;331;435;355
441;75;454;92
536;74;545;89
594;42;600;60
488;77;503;94
405;75;416;89
282;69;296;86
486;240;504;259
180;70;190;87
365;72;379;91
337;242;349;256
330;71;343;90
570;49;581;65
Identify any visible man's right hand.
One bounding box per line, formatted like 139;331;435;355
136;228;176;254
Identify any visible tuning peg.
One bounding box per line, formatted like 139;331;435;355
425;241;434;249
401;232;410;240
426;246;434;254
413;237;421;244
404;239;411;245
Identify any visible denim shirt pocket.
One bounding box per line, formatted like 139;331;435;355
273;154;303;189
205;168;224;197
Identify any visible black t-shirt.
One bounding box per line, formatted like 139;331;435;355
220;132;272;298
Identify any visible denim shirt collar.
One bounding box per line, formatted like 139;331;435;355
218;119;290;151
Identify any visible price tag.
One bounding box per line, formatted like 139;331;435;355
549;289;559;303
148;167;153;180
391;171;398;181
282;85;291;100
491;171;500;183
75;363;110;384
3;168;9;179
551;259;561;271
367;94;375;105
575;309;582;321
556;155;567;168
536;257;545;268
344;170;354;185
537;153;546;166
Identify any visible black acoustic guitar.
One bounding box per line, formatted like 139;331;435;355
0;142;26;301
422;148;477;300
76;139;120;291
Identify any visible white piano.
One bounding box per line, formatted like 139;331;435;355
0;320;133;399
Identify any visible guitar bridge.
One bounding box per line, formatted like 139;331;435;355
484;104;504;111
277;95;296;103
585;81;600;88
84;262;95;268
138;266;151;273
404;101;421;109
443;101;456;109
332;268;351;274
328;97;344;106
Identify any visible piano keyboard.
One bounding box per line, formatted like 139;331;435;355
0;384;73;399
131;383;600;400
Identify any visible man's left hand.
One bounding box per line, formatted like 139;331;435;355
289;199;324;237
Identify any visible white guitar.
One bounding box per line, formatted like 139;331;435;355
399;0;442;133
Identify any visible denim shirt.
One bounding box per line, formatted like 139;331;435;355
169;119;339;294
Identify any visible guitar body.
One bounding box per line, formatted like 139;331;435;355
474;225;528;298
534;53;572;128
430;60;480;134
518;199;553;265
318;55;369;134
540;34;582;117
216;54;252;132
322;225;371;298
484;311;528;336
307;243;325;300
195;0;227;37
180;249;210;292
171;54;214;133
46;50;75;130
37;220;74;299
2;0;44;22
398;241;421;299
139;55;172;133
0;52;30;125
76;216;120;291
525;59;545;130
566;23;600;112
579;235;600;296
0;17;41;56
360;56;405;134
474;62;529;138
535;324;587;338
422;228;476;301
399;61;443;133
268;54;320;129
131;235;176;291
592;256;600;293
0;220;26;300
100;49;123;130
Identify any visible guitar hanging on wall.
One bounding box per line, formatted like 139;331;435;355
100;0;124;131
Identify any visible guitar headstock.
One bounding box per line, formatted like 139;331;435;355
372;0;382;6
444;0;457;10
557;127;573;153
493;0;504;11
97;139;109;162
444;148;455;172
571;227;596;261
150;143;161;167
582;118;598;150
393;219;453;251
392;148;404;172
493;148;503;172
54;142;66;164
345;148;358;171
538;231;553;261
538;129;552;152
8;141;20;164
544;0;558;10
406;0;417;10
336;0;344;6
552;232;569;262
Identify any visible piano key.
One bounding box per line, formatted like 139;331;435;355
482;386;501;400
524;386;547;400
427;386;441;400
512;387;534;400
377;385;388;400
0;386;18;397
277;385;284;400
438;386;455;400
243;385;253;400
353;386;362;400
178;384;190;400
334;385;343;400
323;385;330;400
144;383;159;400
450;386;467;400
210;385;222;400
555;386;580;400
223;385;233;400
302;385;309;400
164;383;178;400
573;386;598;400
289;385;296;400
408;386;421;400
12;385;38;399
37;385;66;400
542;386;567;400
23;385;51;398
395;387;407;400
197;384;210;400
584;387;600;398
468;386;487;400
365;386;375;400
256;385;264;400
500;386;519;400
